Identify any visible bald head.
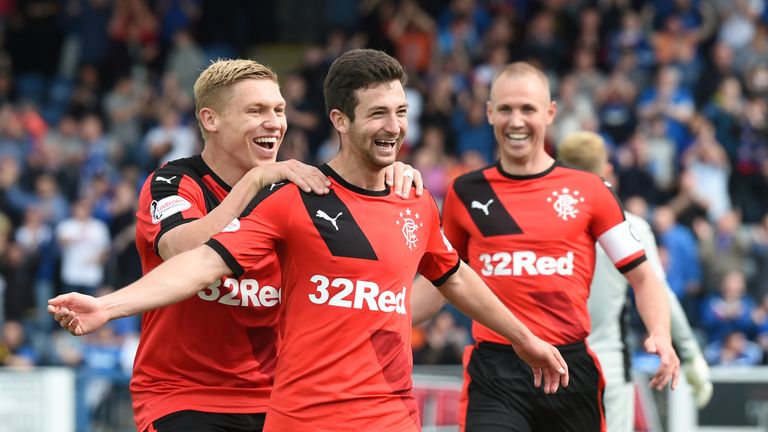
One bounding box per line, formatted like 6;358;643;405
490;62;552;103
558;131;608;176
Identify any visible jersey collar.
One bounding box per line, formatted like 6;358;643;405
320;164;390;197
495;160;559;180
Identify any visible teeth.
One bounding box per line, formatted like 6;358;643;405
253;137;277;149
506;133;528;141
374;138;397;147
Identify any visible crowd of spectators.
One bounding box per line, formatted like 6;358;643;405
1;0;768;382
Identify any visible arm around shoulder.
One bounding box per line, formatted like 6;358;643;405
157;169;265;259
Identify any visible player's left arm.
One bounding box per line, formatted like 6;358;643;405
637;218;708;365
410;183;468;325
441;179;470;260
624;262;680;390
632;215;706;399
411;275;445;325
593;178;679;390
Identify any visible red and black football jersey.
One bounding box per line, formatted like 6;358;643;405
133;156;281;432
442;161;646;346
207;165;460;432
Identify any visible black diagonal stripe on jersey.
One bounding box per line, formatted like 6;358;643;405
299;190;378;260
452;170;522;236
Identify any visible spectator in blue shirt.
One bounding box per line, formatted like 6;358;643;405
701;271;756;343
705;330;764;366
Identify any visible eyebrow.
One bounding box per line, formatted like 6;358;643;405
366;103;409;113
245;101;286;109
495;102;536;110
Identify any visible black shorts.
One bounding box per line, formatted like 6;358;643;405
462;341;605;432
147;410;266;432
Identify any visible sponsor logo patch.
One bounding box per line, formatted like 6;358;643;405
150;195;191;224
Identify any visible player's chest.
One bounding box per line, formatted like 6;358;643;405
468;181;596;241
288;193;429;270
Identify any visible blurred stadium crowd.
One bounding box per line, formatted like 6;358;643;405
1;0;768;396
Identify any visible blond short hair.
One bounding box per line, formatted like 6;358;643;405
558;131;607;175
193;59;278;139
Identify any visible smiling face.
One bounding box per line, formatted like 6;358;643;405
204;78;287;171
487;70;556;167
338;80;408;170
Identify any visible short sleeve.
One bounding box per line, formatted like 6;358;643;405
417;193;460;286
135;165;208;256
592;177;647;273
441;180;470;261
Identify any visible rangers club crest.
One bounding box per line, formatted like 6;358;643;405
396;208;422;250
546;188;584;221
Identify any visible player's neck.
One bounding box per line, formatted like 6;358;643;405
499;152;555;176
200;147;248;187
327;155;386;191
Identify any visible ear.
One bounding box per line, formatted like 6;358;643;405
546;101;557;125
329;109;349;134
486;100;493;125
199;107;218;134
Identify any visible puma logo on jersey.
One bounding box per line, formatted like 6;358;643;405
155;175;177;184
316;210;342;230
471;199;494;216
269;181;285;191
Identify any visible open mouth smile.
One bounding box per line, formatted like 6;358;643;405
374;138;398;149
254;137;278;150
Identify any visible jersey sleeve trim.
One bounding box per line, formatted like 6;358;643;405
430;259;461;287
153;218;197;256
617;255;647;274
205;239;244;278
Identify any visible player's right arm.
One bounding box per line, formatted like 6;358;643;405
158;160;330;259
49;244;231;336
437;262;569;394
